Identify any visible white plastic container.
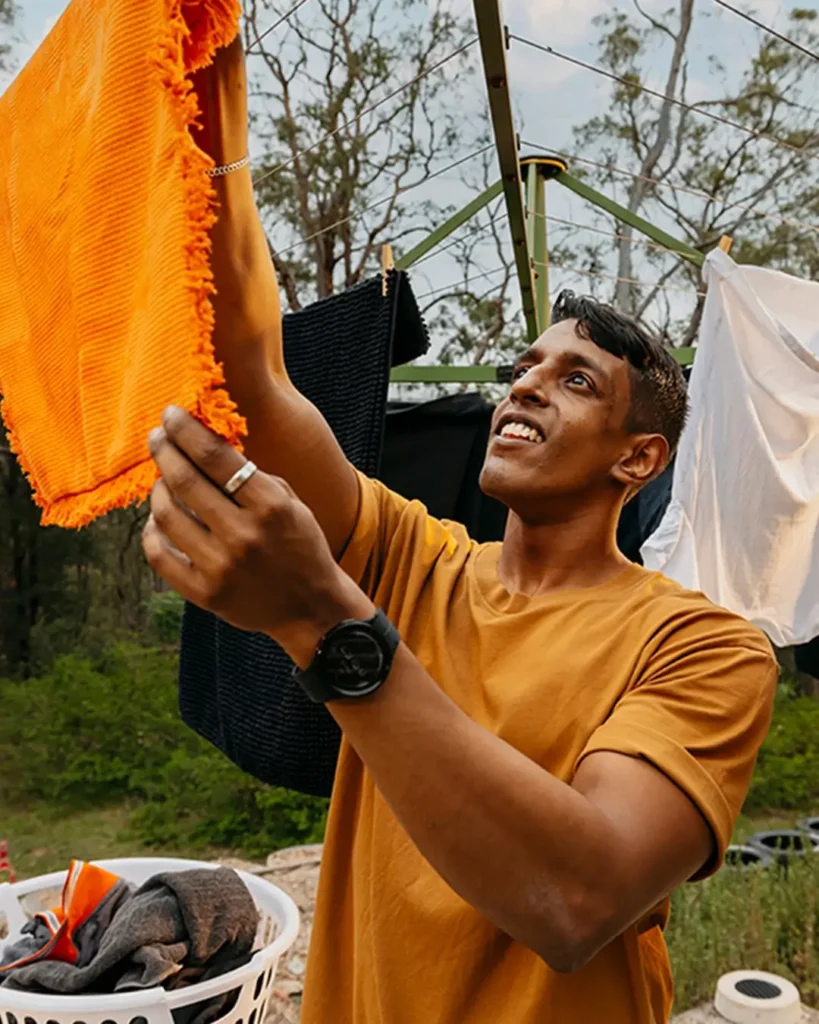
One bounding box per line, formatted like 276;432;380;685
715;970;801;1024
0;857;299;1024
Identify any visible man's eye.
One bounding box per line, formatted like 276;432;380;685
568;372;593;389
512;366;530;381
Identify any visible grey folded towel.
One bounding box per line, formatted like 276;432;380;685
0;868;258;1022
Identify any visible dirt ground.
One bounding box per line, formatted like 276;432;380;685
220;844;322;1024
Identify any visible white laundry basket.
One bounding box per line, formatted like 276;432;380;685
0;857;300;1024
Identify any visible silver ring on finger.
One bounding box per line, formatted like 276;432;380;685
224;460;259;497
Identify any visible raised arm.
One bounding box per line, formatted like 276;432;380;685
191;37;359;558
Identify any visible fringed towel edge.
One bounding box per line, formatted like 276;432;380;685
3;0;245;529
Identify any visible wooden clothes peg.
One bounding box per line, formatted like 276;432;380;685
381;244;395;297
718;235;733;254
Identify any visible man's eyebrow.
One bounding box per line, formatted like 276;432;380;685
561;351;610;381
513;347;539;368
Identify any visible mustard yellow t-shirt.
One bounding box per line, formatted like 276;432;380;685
301;474;777;1024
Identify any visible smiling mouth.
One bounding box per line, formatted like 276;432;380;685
497;421;545;444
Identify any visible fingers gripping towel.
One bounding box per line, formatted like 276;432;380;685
0;0;244;527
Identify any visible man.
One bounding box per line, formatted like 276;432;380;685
144;39;777;1023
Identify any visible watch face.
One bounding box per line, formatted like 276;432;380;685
323;626;386;697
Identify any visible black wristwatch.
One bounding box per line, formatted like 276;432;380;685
293;609;400;704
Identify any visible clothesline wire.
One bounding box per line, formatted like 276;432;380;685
510;34;819;162
246;0;312;53
520;140;819;235
528;208;690;259
274;142;495;258
711;0;819;63
416;261;705;303
412;216;501;268
534;260;706;298
252;37;479;188
415;266;508;301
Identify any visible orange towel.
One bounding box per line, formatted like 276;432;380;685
0;0;244;528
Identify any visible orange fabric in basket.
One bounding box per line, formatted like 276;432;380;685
0;0;244;528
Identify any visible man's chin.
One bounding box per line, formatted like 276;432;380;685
479;456;526;509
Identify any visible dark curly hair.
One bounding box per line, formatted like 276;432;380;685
551;290;689;455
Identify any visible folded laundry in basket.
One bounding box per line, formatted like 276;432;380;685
0;860;258;1021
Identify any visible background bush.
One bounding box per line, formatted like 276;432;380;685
0;642;328;855
744;687;819;813
669;856;819;1011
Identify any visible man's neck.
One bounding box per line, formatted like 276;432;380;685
497;501;631;598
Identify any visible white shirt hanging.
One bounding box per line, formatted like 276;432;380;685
642;250;819;648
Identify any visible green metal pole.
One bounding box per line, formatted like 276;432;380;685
532;169;549;330
396;181;504;270
555;171;705;267
472;0;539;342
523;165;544;335
390;365;511;383
388;345;694;384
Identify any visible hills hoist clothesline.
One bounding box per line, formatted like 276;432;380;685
240;0;818;386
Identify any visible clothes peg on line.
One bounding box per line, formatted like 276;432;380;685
718;236;733;254
381;244;395;297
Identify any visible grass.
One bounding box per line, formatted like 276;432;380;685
0;800;238;881
3;800;818;1016
667;809;819;1014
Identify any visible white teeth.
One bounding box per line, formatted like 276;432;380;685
500;421;544;443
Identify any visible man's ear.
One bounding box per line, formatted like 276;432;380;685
611;434;669;492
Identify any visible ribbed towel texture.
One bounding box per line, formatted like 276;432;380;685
0;0;244;527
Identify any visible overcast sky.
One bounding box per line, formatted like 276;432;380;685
2;0;809;335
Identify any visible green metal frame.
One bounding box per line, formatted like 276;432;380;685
390;155;706;383
396;182;504;270
390;365;512;384
523;164;550;332
471;0;539;342
555;171;705;267
391;347;694;383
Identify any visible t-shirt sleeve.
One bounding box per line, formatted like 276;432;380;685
576;612;778;879
338;469;468;609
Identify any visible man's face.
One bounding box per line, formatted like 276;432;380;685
480;319;636;520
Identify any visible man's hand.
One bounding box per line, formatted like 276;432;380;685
143;407;372;661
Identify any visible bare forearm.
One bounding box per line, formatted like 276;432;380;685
280;588;621;970
209;172;286;379
208;177;359;557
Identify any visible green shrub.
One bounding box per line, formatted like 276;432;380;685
669;856;819;1012
148;591;185;646
0;642;327;856
0;644;196;805
131;749;328;857
744;690;819;813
